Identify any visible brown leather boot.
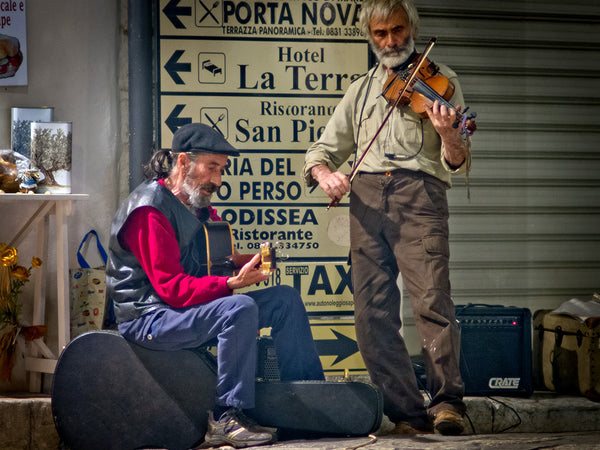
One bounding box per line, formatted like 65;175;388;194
433;409;465;435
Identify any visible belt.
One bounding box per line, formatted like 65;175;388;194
358;168;419;177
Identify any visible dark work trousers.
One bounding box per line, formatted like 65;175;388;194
349;169;465;429
118;285;324;410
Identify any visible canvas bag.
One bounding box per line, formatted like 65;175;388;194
534;309;600;401
69;230;108;339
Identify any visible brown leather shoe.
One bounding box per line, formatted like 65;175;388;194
389;422;434;435
433;409;465;435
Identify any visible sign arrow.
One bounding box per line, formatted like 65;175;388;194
165;50;191;85
166;104;191;134
315;329;359;365
163;0;191;29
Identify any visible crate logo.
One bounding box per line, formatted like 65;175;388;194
488;377;520;389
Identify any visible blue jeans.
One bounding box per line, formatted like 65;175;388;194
118;285;324;409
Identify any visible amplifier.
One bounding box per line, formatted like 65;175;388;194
203;337;281;381
256;337;280;381
456;304;533;396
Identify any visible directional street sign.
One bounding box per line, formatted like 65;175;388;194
158;1;369;343
309;320;367;374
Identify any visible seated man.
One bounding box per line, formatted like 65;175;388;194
106;123;324;448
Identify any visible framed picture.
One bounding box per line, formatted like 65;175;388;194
30;121;72;194
11;107;54;160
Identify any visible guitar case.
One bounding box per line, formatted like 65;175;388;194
252;380;382;437
52;331;383;450
51;331;215;450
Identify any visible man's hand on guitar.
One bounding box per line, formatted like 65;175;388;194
226;253;270;290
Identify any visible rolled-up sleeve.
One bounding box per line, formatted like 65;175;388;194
303;79;363;186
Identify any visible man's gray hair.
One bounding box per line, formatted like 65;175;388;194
359;0;420;37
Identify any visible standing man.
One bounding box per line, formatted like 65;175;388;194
107;123;324;448
303;0;470;436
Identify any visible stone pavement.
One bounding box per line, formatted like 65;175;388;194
1;392;600;449
256;431;600;449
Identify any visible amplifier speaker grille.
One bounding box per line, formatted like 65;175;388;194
456;305;533;396
256;337;280;381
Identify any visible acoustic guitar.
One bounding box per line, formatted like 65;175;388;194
202;221;276;276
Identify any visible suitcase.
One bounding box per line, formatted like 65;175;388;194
52;331;383;450
455;304;533;396
533;309;600;401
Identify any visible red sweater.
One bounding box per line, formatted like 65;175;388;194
120;182;232;308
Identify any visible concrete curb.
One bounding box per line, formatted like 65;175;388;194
1;393;599;449
0;395;59;450
463;394;600;434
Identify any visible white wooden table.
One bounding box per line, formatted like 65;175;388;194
0;193;88;391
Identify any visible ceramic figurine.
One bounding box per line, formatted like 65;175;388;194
16;169;45;193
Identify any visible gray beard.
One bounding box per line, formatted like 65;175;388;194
370;35;415;69
182;177;212;210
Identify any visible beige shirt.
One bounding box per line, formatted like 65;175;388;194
303;62;471;188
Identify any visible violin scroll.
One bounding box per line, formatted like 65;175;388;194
455;107;477;136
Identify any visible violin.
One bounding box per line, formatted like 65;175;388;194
327;37;475;210
382;38;477;136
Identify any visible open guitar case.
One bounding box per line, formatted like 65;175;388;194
51;331;383;450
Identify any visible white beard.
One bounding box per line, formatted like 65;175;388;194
370;35;415;69
182;167;213;210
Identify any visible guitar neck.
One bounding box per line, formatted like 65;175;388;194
203;221;276;276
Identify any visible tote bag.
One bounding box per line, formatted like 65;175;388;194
69;230;108;339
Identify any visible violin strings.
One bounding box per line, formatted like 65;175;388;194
412;79;462;118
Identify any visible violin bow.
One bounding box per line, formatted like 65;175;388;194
328;38;439;209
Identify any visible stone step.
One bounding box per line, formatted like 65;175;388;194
1;392;599;449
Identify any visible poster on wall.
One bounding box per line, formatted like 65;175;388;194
0;0;27;86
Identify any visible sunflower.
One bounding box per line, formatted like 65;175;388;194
0;243;43;381
0;243;18;267
10;266;29;282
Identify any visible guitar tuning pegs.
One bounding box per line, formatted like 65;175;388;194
273;242;288;261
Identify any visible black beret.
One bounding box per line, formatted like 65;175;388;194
171;123;239;156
